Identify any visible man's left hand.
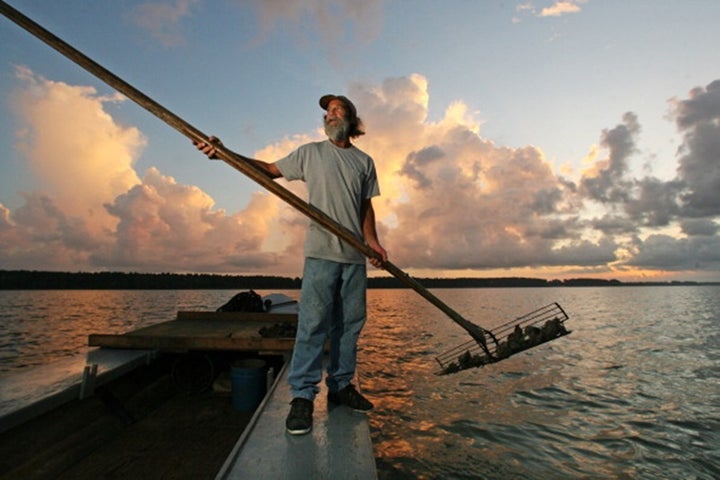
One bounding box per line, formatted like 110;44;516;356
368;244;387;269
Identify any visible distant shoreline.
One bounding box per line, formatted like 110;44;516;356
1;270;716;290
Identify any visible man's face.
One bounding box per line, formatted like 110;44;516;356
325;99;348;123
324;99;351;141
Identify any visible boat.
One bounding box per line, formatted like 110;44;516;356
0;293;377;479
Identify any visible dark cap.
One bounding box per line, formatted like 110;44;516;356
319;94;357;118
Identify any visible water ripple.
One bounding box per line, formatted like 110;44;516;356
2;286;719;479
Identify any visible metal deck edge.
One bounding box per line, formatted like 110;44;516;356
215;363;378;480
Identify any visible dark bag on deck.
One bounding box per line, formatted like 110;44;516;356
216;290;265;312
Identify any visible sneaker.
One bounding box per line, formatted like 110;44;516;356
327;384;374;412
286;398;313;435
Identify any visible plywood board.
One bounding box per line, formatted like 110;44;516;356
88;312;298;353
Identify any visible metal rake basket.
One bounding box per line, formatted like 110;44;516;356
436;302;570;375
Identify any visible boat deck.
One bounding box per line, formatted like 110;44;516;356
0;353;252;480
2;296;377;479
217;362;377;480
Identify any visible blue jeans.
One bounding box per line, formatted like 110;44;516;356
288;257;367;401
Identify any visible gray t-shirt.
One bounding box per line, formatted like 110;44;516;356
275;140;380;264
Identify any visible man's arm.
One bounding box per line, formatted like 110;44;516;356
250;158;282;179
193;137;282;179
361;198;387;268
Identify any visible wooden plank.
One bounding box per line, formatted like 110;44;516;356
123;319;262;337
88;333;295;352
176;311;297;322
88;316;297;352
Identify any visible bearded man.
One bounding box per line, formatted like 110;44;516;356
195;94;387;435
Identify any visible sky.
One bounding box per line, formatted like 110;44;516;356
1;0;719;282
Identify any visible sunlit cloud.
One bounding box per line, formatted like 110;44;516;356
539;1;584;18
11;66;143;234
0;192;106;270
514;1;586;22
4;66;302;274
96;167;300;272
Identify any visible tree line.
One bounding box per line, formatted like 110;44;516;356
0;270;709;290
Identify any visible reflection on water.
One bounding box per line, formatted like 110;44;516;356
360;287;720;479
0;290;232;373
1;286;719;479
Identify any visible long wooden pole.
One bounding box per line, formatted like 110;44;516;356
0;1;491;349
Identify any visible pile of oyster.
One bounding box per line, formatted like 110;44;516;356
441;317;568;374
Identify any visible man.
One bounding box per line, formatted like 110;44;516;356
195;94;387;435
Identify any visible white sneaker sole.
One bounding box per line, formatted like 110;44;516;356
286;425;312;435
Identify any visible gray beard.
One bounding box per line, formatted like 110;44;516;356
324;117;351;142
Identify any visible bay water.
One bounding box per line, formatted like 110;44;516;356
1;286;718;479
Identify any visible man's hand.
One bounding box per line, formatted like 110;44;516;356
368;242;387;269
193;136;222;159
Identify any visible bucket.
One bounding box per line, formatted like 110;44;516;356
230;359;267;412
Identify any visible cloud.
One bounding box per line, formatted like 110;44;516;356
96;167;301;272
4;67;302;274
11;67;143;234
575;82;719;232
128;1;382;65
539;1;584;17
680;218;718;237
3;67;720;280
571;79;720;275
590;214;637;236
246;0;383;65
579;112;639;204
341;75;609;271
513;1;585;22
626;234;720;272
129;0;199;47
671;80;720;217
0;193;105;270
624;176;682;227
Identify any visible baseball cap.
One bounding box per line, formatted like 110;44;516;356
319;94;357;118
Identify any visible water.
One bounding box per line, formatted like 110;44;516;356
1;287;719;479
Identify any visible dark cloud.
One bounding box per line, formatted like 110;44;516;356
524;218;576;240
590;214;638;235
680;218;718;237
400;146;445;189
532;187;565;215
575;80;719;274
580;112;639;203
674;79;720;129
624;176;682;227
670;80;720;217
546;237;618;267
626;234;720;271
